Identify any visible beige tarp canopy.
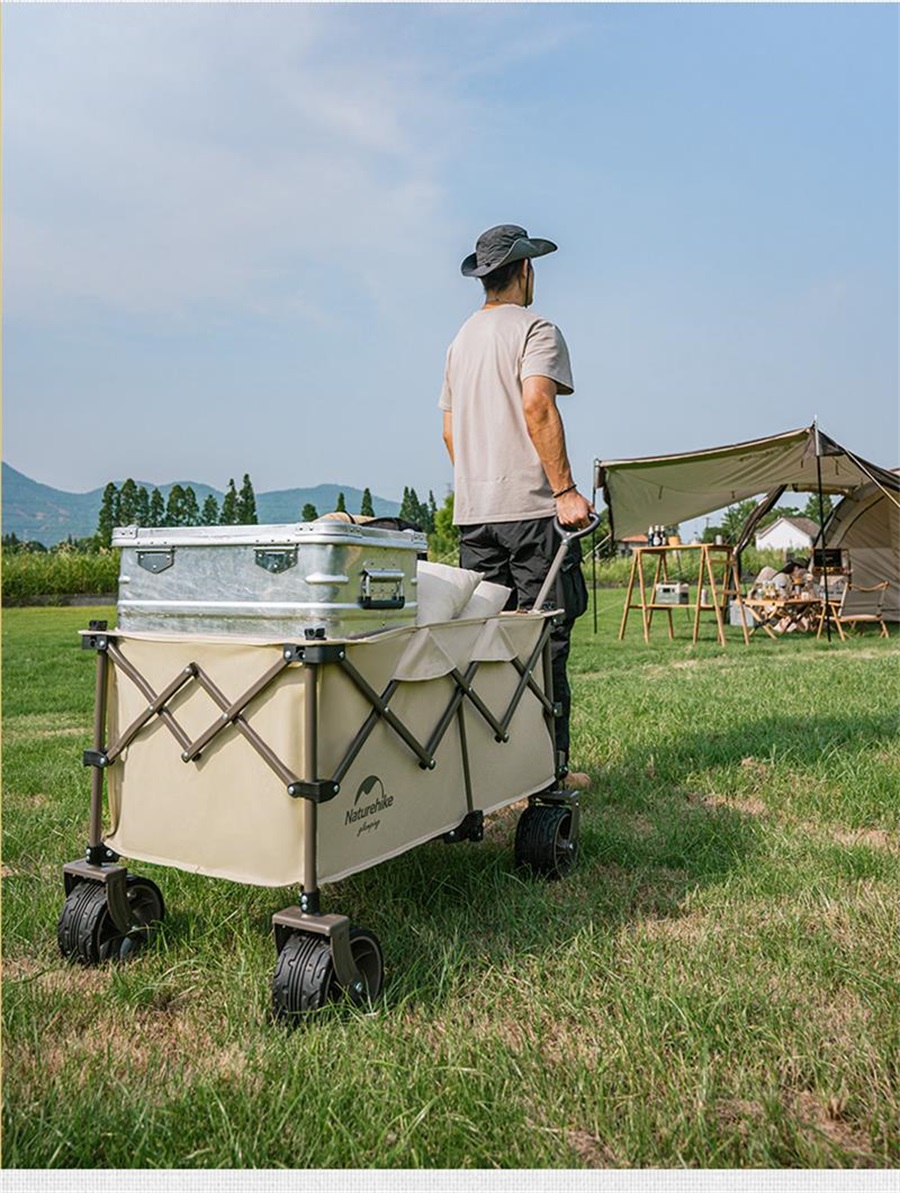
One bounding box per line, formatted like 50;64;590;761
595;424;899;540
595;423;900;621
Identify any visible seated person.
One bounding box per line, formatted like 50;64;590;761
749;566;778;599
774;560;804;594
774;559;814;631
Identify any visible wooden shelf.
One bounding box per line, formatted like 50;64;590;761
618;543;750;646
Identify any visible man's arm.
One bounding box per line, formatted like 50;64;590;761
521;375;593;528
442;410;455;464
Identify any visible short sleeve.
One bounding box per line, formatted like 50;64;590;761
438;345;453;411
520;319;574;395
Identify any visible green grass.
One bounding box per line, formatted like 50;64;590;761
2;600;899;1168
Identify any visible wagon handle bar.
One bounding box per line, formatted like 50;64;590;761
531;513;603;613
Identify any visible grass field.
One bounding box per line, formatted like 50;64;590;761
2;599;898;1169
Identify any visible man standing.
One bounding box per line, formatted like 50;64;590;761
439;224;593;789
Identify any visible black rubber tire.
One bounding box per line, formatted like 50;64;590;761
514;803;579;879
57;875;165;965
271;926;384;1021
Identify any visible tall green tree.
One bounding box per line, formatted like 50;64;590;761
201;494;220;525
118;478;139;525
335;491;347;514
182;486;201;526
713;500;760;544
149;487;165;526
166;484;187;527
96;482;119;548
399;486;434;532
360;487;375;518
237;474;258;524
428;492;459;562
802;493;833;525
301;503;319;522
399;486;422;527
221;479;239;525
134;485;150;527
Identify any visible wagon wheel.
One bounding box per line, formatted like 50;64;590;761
514;803;579;879
57;875;165;966
271;926;383;1021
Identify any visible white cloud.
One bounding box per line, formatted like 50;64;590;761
4;5;472;325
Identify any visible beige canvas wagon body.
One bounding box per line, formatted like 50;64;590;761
101;614;558;888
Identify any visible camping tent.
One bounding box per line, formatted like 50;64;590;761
595;423;900;620
824;480;900;621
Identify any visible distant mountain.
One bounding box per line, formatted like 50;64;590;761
257;484;399;526
1;463;401;545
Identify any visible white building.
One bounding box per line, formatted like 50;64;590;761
755;515;819;554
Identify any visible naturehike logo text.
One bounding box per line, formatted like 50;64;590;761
346;775;394;837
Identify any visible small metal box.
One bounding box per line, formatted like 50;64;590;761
655;582;690;605
113;521;427;639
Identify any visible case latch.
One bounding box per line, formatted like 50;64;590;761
137;550;174;574
255;547;298;574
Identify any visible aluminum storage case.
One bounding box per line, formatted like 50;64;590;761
112;521;427;639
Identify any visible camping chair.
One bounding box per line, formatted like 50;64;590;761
816;580;890;640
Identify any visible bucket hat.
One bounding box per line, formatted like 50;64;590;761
460;224;557;278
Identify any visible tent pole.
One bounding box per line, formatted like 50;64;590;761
814;421;832;644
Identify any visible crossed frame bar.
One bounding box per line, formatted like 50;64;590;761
83;617;560;815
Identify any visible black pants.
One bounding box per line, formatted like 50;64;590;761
459;517;588;768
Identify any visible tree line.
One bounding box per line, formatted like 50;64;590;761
701;494;833;546
300;485;440;532
0;479;837;568
2;475;463;558
93;477;451;548
299;486;459;559
94;475;258;548
299;487;378;522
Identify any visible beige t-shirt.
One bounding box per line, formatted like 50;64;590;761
439;304;574;525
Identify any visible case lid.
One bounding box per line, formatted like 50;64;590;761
112;521;428;552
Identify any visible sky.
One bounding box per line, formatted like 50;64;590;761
3;2;898;525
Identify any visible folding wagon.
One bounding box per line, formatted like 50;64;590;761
57;518;592;1018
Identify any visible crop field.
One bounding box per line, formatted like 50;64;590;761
1;551;120;604
2;600;898;1169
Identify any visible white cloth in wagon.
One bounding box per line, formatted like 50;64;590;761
414;560;511;624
